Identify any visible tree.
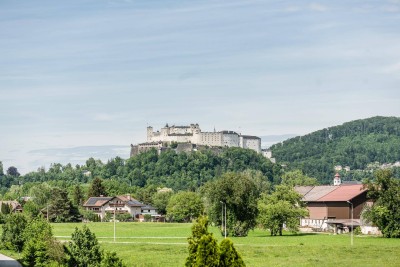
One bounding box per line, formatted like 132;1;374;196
167;191;204;222
186;216;218;267
219;239;245;267
258;185;308;236
1;213;27;252
1;202;11;214
280;170;318;186
48;187;80;222
6;166;20;177
30;183;53;207
0;161;4;176
152;190;174;215
186;216;245;267
101;251;126;267
88;177;107;197
364;169;400;238
203;172;259;237
21;217;65;266
66;225;103;266
66;225;125;266
72;184;85;206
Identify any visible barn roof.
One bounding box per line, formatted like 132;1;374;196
295;184;367;202
318;184;366;202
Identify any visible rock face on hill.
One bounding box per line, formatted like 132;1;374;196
270;116;400;183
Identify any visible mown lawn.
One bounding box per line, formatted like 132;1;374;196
2;222;400;266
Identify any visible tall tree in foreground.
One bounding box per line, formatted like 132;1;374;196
258;185;308;236
203;172;259;237
364;169;400;238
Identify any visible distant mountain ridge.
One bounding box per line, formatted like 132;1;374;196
270;116;400;183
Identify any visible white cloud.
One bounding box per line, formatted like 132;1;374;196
381;62;400;74
309;3;328;12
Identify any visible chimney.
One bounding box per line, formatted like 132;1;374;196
333;173;341;186
126;194;131;200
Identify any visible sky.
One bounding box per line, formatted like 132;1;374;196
1;0;399;174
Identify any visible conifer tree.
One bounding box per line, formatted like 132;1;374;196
88;177;107;197
186;216;245;267
219;239;245;267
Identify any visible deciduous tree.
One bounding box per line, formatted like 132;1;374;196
258;185;308;236
364;169;400;238
203;172;259;237
167;191;203;222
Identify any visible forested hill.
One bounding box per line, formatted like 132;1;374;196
1;147;280;194
270;116;400;184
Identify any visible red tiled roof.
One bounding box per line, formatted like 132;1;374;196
317;184;366;202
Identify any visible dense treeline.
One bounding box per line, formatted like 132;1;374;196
0;147;280;195
270;116;400;183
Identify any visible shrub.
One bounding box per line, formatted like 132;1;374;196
0;213;27;252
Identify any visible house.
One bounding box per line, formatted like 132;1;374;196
0;201;23;213
83;195;157;221
295;174;370;233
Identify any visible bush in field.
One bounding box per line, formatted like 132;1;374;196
66;225;103;266
219;239;245;267
116;213;132;222
144;214;152;222
101;251;126;267
66;225;126;267
81;209;101;222
186;216;245;267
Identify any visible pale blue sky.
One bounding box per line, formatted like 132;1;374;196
1;0;399;173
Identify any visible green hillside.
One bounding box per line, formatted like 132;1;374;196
270;116;400;183
1;147;280;195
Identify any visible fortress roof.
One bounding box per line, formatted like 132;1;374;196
240;135;261;139
222;130;238;135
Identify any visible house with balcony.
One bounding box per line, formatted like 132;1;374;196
83;195;152;221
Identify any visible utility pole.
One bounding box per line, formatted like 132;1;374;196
220;201;226;239
347;201;354;246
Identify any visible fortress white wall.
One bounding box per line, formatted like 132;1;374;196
145;124;261;153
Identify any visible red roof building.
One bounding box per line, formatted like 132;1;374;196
295;183;370;232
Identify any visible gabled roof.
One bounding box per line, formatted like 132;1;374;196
301;186;338;201
318;185;366;202
295;184;367;202
84;195;146;208
116;196;145;207
83;197;113;207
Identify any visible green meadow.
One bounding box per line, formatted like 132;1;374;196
2;222;400;266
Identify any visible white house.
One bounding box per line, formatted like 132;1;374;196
83;195;154;221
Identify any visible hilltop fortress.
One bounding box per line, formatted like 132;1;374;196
130;123;261;156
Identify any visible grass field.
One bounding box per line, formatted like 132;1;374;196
2;222;400;266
